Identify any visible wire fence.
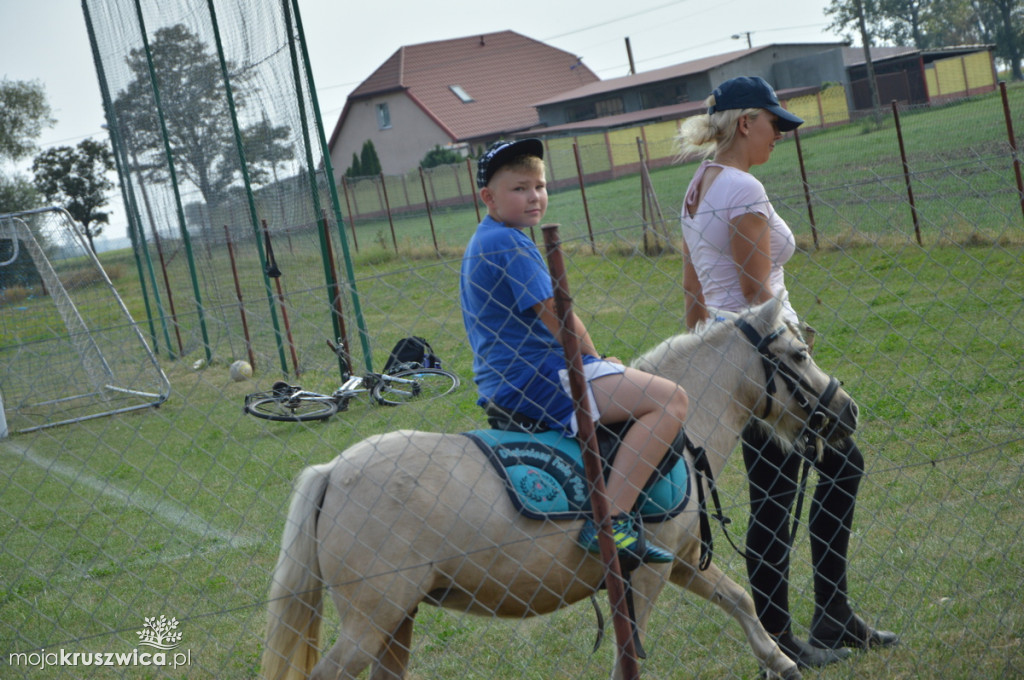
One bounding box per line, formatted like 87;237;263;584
1;1;1023;677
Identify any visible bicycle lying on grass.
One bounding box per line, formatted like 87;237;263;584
243;339;460;422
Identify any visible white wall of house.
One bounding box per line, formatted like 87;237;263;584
329;92;455;180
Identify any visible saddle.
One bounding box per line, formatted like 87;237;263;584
465;402;692;523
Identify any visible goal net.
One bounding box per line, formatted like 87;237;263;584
0;207;169;433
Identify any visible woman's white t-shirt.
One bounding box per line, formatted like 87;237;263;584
681;161;798;323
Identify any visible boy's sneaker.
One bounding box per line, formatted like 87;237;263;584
578;515;675;565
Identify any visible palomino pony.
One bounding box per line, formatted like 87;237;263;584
260;299;858;680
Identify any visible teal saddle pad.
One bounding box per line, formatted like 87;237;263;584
464;429;691;522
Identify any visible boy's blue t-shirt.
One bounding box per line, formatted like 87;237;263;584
460;216;572;429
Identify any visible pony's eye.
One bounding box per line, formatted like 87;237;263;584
793;350;810;363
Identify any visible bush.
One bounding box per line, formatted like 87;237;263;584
420;145;462;169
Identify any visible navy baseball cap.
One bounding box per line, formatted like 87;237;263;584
476;138;544;188
708;76;804;132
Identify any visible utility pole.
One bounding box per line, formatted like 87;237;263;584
732;32;752;49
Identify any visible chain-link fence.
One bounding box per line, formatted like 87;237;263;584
1;1;1023;677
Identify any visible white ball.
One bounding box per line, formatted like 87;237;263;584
229;360;253;381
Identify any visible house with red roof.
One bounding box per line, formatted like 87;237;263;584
326;30;599;178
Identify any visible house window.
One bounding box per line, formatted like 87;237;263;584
449;85;474;103
565;103;596;123
376;103;391;130
594;97;624;118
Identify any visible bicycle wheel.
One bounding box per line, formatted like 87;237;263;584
244;394;338;422
372;368;460;406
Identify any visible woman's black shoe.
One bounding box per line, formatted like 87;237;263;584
773;631;851;668
810;612;900;650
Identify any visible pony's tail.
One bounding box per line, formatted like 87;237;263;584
260;462;333;680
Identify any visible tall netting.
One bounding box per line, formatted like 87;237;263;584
1;2;1022;677
0;207;169;433
83;0;369;381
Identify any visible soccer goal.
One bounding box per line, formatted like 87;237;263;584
0;207;169;434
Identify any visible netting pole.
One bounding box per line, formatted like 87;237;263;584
282;0;375;373
82;0;170;359
131;0;212;362
205;0;289;375
320;210;350;378
542;224;641;680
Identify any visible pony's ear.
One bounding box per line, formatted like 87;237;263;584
751;296;784;332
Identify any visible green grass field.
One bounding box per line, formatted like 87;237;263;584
1;86;1023;679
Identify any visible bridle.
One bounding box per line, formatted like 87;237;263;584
691;318;847;571
734;319;843;438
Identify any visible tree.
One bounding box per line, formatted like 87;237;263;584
359;140;382;176
32;139;115;254
826;0;1024;80
0;175;41;215
0;78;54;214
1;78;55;164
346;152;362;178
827;0;884;121
111;24;293;221
977;0;1024;80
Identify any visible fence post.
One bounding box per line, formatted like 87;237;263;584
793;128;819;249
998;81;1024;225
891;100;922;246
340;177;359;252
572;142;596;253
223;224;255;368
379;172;398;252
542;224;641;680
466;157;481;222
262;220;301;377
419;166;440;256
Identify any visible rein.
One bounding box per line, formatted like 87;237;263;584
692;319;844;570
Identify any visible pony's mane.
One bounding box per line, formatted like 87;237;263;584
632;315;736;369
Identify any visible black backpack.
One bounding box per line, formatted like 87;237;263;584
383;336;442;373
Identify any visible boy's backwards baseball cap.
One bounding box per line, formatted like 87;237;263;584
708;76;804;132
476;138;544;188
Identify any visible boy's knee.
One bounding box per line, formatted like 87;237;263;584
669;386;688;420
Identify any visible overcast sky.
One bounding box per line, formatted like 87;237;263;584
0;0;844;240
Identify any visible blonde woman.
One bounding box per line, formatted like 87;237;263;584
676;77;899;668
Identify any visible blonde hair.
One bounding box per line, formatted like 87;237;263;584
676;93;763;160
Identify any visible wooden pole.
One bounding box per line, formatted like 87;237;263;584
891;100;922;246
542;224;640;680
223;225;255;368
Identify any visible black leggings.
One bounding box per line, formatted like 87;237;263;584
742;423;864;635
